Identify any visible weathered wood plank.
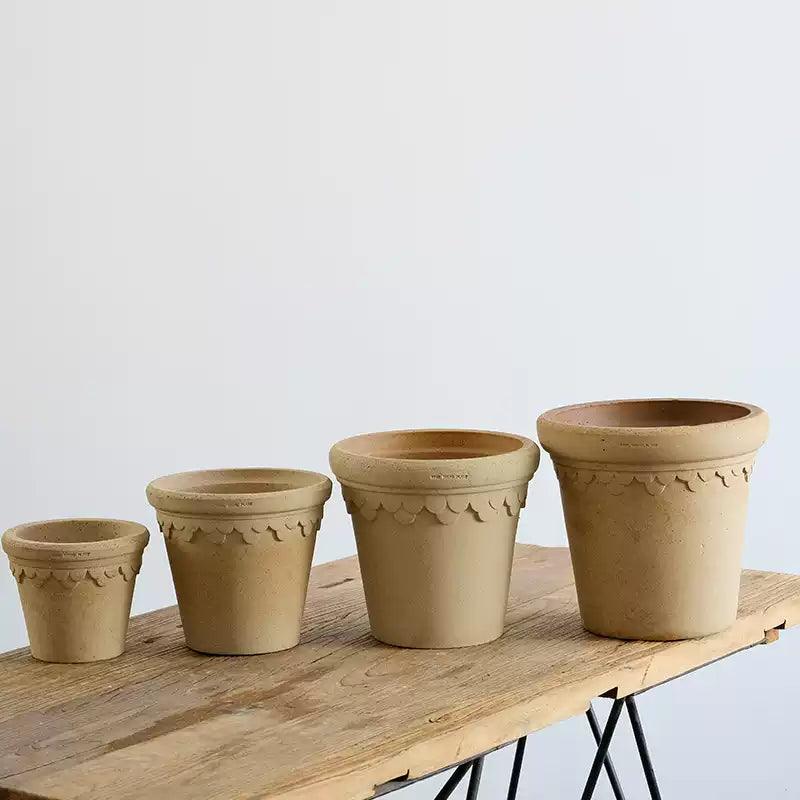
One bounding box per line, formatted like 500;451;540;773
0;544;798;800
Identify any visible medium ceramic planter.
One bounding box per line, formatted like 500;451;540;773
537;399;769;641
330;430;540;648
2;519;149;663
146;468;332;655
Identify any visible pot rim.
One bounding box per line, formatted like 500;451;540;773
2;518;149;560
330;429;540;491
537;398;764;435
146;467;333;516
332;428;535;461
537;398;768;466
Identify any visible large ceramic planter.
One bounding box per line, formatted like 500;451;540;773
2;519;149;663
330;430;540;648
537;399;769;640
146;468;332;654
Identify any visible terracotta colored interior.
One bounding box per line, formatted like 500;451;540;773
14;520;135;544
182;482;293;495
152;469;322;495
343;431;524;461
549;400;751;429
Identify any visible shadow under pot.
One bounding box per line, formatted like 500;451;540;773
2;519;149;663
330;429;540;648
146;468;332;655
537;399;769;641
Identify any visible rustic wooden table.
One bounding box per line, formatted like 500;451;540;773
1;544;799;800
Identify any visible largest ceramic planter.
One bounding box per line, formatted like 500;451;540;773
330;430;540;648
537;399;769;640
2;519;149;663
146;468;331;654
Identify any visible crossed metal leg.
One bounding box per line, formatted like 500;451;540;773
586;703;627;799
624;696;662;800
464;756;484;800
431;736;526;800
432;762;472;800
431;754;486;800
581;695;663;800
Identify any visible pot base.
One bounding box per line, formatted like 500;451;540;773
582;620;735;642
370;630;504;649
31;647;126;664
185;641;301;656
353;506;518;650
166;533;316;656
563;474;748;643
17;576;138;663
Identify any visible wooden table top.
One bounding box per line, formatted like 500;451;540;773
1;544;799;800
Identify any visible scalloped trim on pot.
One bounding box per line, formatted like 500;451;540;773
9;561;141;589
554;461;754;496
156;510;324;544
341;485;529;525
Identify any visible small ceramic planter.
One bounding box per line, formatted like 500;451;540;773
330;430;540;648
146;468;332;655
2;519;149;663
537;399;769;641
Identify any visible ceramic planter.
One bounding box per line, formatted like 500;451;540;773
330;430;540;648
537;399;769;641
2;519;149;663
146;468;332;655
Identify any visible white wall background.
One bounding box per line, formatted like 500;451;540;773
2;1;799;797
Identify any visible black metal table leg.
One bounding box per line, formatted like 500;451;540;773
465;756;484;800
586;705;627;800
506;737;527;800
432;762;471;800
625;696;663;800
580;697;625;800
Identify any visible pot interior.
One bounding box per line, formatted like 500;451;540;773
340;430;525;460
13;519;140;544
150;469;324;496
181;481;293;495
549;399;751;429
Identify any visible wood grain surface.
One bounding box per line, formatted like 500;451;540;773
1;544;798;800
